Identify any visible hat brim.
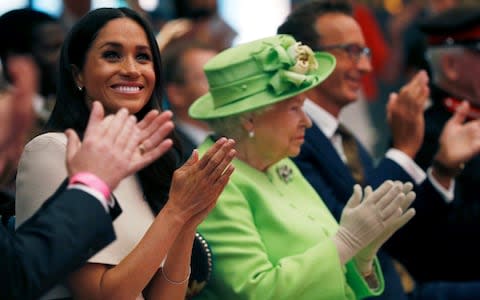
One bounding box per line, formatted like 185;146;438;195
189;52;336;120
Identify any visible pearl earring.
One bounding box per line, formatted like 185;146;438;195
77;86;83;91
248;131;255;138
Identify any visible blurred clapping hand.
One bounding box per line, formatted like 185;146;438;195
65;101;175;191
0;56;37;176
156;18;193;51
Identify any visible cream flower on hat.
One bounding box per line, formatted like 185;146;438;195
287;42;319;74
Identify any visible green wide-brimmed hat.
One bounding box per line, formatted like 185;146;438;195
188;34;336;120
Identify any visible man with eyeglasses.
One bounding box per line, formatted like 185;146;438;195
279;0;480;299
163;40;217;163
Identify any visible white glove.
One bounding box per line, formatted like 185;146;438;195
354;181;416;274
332;181;414;265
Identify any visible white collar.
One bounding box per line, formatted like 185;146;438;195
33;93;52;122
176;121;211;146
304;99;339;139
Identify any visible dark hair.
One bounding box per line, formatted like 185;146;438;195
47;7;182;213
0;8;57;81
162;39;215;85
277;0;352;49
175;0;216;19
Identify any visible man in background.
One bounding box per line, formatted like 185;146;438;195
0;9;64;124
163;40;216;162
414;4;480;283
278;0;480;298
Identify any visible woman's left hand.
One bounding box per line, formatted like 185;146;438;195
165;138;236;226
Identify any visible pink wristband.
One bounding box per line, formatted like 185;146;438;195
69;172;111;199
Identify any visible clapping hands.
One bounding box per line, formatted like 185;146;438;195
354;182;416;275
0;56;37;175
66;101;175;191
332;180;416;270
165;138;236;229
433;101;480;179
387;70;429;158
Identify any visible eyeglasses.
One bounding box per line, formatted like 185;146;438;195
316;44;372;62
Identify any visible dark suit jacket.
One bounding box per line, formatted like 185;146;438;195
176;128;198;164
293;123;451;297
0;182;119;300
412;85;480;281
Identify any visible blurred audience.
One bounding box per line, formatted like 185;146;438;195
168;0;237;52
0;8;65;199
163;40;217;162
60;0;91;32
0;8;64;130
428;0;461;15
389;0;461;80
156;19;193;51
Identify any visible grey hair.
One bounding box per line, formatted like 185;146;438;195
425;46;465;84
205;105;274;140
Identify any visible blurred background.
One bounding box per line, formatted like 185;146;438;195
0;0;478;160
1;0;476;46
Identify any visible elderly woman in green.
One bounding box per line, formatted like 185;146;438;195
189;34;416;300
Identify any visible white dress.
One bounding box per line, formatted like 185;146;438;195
16;132;156;300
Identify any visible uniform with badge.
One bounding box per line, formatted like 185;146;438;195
414;6;480;283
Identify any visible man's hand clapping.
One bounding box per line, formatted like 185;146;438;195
66;101;175;192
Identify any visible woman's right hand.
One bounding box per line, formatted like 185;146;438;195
164;138;236;226
332;180;414;264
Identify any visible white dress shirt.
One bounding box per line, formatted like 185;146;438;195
304;99;454;202
176;120;212;146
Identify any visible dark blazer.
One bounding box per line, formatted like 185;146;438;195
0;182;119;300
412;86;480;282
176;128;198;164
293;123;452;298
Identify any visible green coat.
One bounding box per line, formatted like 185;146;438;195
196;138;384;300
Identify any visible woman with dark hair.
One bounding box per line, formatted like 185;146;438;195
15;7;235;300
